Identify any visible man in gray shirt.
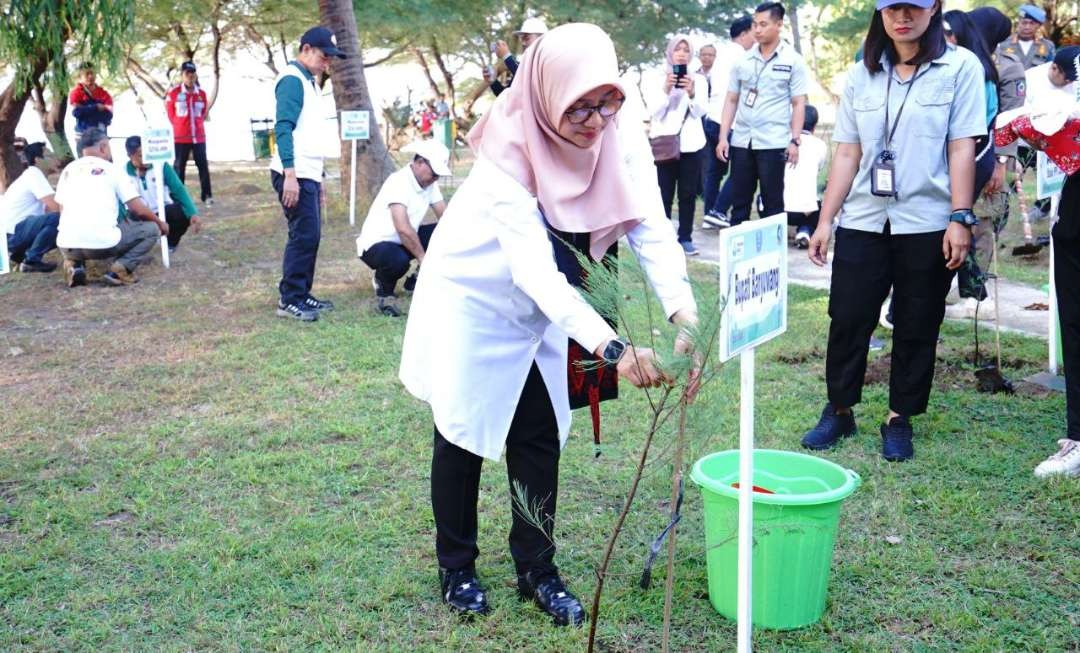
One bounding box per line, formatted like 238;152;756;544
717;2;808;227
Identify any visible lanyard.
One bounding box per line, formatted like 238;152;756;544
883;64;920;151
750;50;779;90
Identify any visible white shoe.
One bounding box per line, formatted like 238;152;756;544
878;301;893;331
1034;439;1080;478
703;212;730;228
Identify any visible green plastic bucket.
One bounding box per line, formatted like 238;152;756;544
689;449;861;630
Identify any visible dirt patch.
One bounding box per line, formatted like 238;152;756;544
1013;381;1056;398
864;356;891;386
94;511;135;528
775;347;823;365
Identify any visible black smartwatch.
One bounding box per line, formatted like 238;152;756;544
790;137;801;146
949;209;978;228
601;337;629;368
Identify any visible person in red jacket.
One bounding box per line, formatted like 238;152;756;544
165;61;213;205
68;62;113;140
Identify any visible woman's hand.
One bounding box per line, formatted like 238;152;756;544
678;75;694;97
616;346;670;389
808;223;832;266
942;222;971;270
984;161;1006;195
664;73;677;95
672;309;702;401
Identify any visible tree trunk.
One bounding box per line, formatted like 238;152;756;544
788;0;802;54
430;37;456;116
0;59;48;191
412;47;443;99
31;81;74;164
319;0;395;201
207;22;224;114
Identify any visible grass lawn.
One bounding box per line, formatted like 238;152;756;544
1;165;1077;651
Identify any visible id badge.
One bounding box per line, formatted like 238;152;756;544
744;89;758;108
871;153;897;198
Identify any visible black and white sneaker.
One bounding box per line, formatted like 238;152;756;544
439;567;490;617
703;212;730;229
303;296;334;312
276;301;318;322
403;273;418;293
794;228;811;249
377;296;403;317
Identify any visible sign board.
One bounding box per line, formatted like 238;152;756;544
717;213;788;361
341;110;370;140
142;127;175;164
0;235;9;275
1036;151;1066;200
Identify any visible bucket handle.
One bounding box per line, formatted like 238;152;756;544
845;468;862;488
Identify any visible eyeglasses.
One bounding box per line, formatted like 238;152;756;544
564;96;625;125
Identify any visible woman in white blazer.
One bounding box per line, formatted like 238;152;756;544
648;35;709;256
399;23;699;626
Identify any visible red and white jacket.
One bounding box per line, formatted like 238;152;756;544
165;83;208;144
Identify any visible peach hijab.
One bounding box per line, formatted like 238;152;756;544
466;23;638;261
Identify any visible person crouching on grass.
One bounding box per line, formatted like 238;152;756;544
801;0;986;462
124;136;202;254
399;23;700;625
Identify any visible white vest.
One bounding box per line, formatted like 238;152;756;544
270;64;326;181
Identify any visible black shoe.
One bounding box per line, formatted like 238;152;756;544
19;260;57;273
303;296;335;312
801;404;857;450
377;296;402;317
439;567;490;617
517;569;586;627
881;416;914;462
63;260;87;287
276;301;319;322
403;273;418;293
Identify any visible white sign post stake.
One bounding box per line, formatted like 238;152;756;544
716;213;789;653
737;348;755;653
142;126;175;269
349;139;357;226
155;164;170;269
340;110;370;226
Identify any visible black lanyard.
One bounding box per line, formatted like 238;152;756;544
883;65;920;152
750;50;779;90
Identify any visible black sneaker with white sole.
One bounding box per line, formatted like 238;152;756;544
276;301;319;321
303;296;334;312
377;296;403;317
703;212;730;228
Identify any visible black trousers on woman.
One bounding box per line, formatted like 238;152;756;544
431;363;560;575
656;149;702;244
826;225;956;416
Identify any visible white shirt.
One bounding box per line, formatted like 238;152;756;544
356;165;443;255
399;118;697;461
647;71;709;152
783;132;827;213
2;166;54;234
701;42;746;123
55;156;137;250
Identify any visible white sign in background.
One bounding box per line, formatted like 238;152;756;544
142;125;176;268
341;110;370;226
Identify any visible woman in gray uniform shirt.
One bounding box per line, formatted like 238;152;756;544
801;0;986;461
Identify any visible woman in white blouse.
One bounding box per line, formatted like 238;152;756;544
648;35;709;256
399;23;699;626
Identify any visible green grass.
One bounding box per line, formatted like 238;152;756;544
0;167;1076;651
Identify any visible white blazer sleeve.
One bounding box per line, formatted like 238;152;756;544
618;119;698;320
492;195;618;354
687;73;708;119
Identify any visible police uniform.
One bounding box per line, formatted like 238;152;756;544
996;34;1055;72
993;45;1028;159
825;45;985;417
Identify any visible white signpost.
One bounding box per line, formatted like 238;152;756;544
142;126;175;269
340;110;370;226
716;213;789;653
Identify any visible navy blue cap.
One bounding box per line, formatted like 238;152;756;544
876;0;935;9
181;61;197;72
300;26;346;59
1019;4;1046;23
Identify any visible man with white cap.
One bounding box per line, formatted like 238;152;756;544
995;4;1055;72
483;17;549;97
357;140;450;317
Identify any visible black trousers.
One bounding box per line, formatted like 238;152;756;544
729;145;785;226
656;149;702;243
175;142;212;201
1054;173;1080;440
826;226;955;416
787;209;818;230
271;171;321;306
163;203;189;249
431;363;560;575
359;223;436;297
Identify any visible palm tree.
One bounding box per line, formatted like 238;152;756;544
318;0;395;201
